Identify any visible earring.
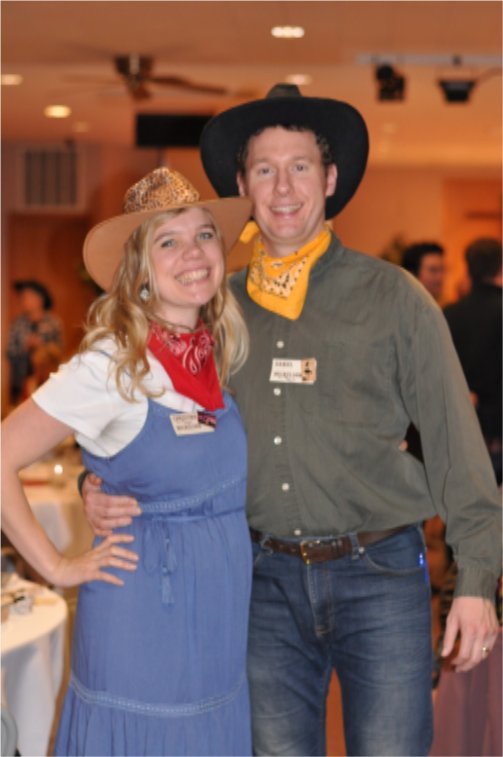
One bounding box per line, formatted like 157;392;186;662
139;285;150;302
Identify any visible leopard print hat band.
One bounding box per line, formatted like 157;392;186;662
83;168;252;291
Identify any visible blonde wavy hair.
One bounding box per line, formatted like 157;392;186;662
81;208;249;401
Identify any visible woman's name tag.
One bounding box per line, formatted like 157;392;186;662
170;411;217;436
270;358;317;384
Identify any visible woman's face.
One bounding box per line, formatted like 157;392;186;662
149;207;225;328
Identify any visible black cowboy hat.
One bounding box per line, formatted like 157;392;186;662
14;280;53;310
200;83;369;219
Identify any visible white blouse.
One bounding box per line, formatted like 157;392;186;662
32;340;201;457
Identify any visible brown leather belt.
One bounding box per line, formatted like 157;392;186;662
249;526;409;565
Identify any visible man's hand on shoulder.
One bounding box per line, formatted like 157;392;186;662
442;596;499;672
82;472;142;537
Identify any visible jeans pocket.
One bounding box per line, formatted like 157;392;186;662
251;541;267;571
362;526;426;577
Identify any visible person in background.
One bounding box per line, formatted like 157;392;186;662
6;280;64;404
443;238;502;484
401;241;445;302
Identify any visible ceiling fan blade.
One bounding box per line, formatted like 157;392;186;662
63;76;120;85
148;75;228;95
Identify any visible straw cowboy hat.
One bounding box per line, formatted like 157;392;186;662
200;83;369;219
84;168;252;291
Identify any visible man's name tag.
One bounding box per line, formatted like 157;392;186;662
270;358;317;384
170;411;217;436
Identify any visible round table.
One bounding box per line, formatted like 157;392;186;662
1;580;68;756
21;460;94;558
24;482;95;559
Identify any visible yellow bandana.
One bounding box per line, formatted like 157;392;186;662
246;226;331;320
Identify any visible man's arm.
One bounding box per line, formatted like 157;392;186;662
81;472;142;536
399;294;501;671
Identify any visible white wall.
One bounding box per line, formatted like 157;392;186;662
334;167;441;257
334;165;501;258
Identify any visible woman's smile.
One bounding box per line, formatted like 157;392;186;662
175;267;211;285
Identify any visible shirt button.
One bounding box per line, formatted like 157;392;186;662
276;341;284;348
274;387;281;396
294;529;302;536
282;483;290;491
274;436;282;445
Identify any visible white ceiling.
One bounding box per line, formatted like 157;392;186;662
2;1;502;167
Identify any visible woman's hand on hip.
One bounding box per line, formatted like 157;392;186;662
51;534;139;587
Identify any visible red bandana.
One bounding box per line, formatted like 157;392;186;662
148;322;224;411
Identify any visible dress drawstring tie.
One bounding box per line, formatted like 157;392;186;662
142;518;178;604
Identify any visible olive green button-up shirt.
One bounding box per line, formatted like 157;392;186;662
229;233;501;601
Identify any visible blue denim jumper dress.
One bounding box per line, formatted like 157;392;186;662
54;393;252;756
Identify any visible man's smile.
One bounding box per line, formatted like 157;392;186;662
270;204;303;215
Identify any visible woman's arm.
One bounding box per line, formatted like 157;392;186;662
1;399;138;587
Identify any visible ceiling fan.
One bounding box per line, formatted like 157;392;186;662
66;55;255;101
112;54;248;100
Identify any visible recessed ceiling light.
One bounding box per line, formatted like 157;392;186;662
285;74;312;86
73;122;89;133
44;105;71;119
1;74;23;86
271;26;305;39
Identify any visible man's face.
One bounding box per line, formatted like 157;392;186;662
237;127;337;258
20;288;44;320
417;253;445;301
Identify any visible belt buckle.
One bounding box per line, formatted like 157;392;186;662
299;540;320;564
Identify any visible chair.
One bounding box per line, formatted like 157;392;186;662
1;706;18;757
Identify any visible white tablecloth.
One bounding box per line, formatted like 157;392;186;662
1;580;68;756
21;461;94;558
3;463;93;754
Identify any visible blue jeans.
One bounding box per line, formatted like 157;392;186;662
247;526;433;756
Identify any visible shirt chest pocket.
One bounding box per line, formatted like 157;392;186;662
317;340;392;427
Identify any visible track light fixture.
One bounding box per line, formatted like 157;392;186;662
364;54;502;106
437;65;502;103
375;65;405;102
438;79;475;103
